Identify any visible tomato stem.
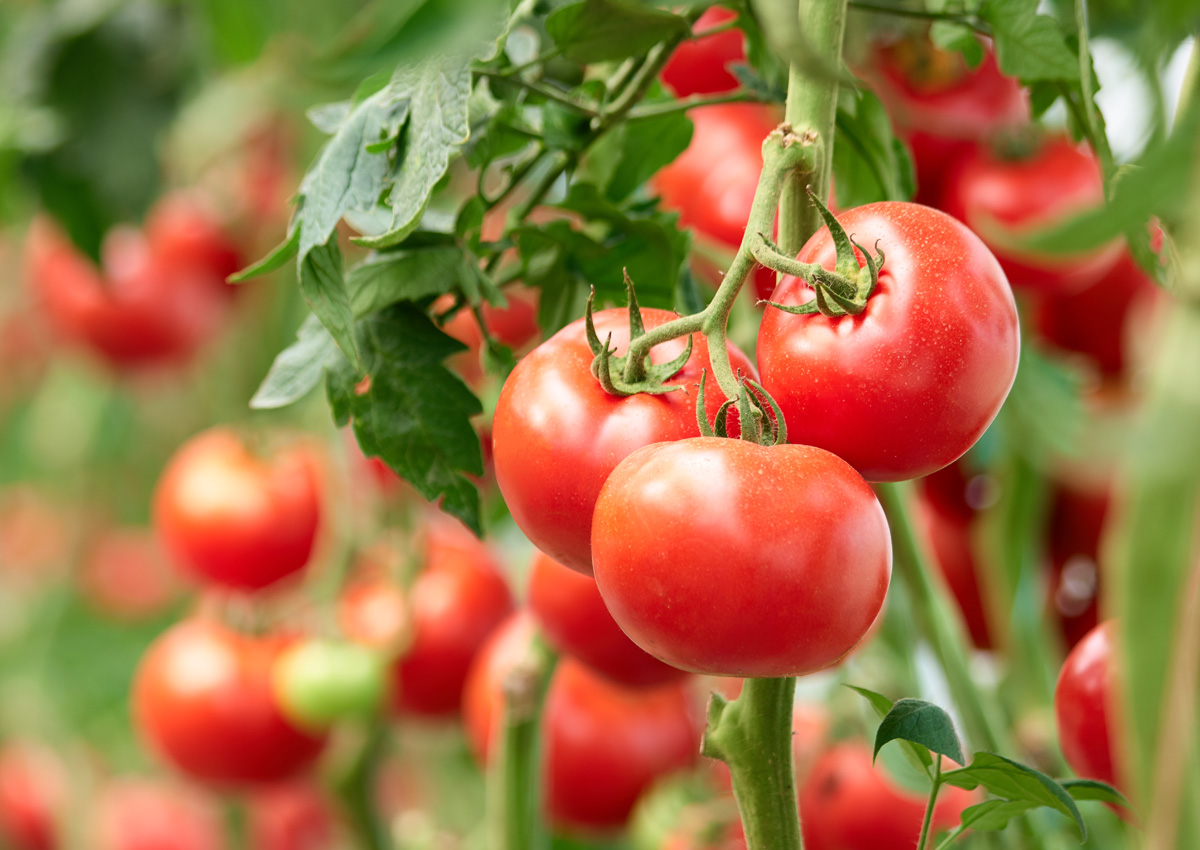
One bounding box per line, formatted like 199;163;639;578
701;677;802;850
916;755;944;850
333;718;391;850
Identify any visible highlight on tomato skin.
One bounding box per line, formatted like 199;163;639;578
1055;620;1121;792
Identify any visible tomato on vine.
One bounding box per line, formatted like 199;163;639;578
92;779;226;850
1055;620;1121;790
492;306;755;575
661;7;745;98
757;201;1019;482
592;438;891;677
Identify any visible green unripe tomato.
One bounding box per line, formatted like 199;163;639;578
272;639;387;729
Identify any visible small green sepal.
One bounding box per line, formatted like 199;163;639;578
588;272;693;397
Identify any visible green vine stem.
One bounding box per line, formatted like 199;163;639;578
701;677;802;850
332;719;390;850
875;482;1011;755
916;756;944;850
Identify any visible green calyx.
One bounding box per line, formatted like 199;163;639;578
696;370;788;447
587;272;693;396
756;189;885;318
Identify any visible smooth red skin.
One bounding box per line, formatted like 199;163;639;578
79;528;181;621
661;7;744;98
940;137;1121;295
26;218;227;368
133;619;327;786
389;520;514;717
493;307;755;575
1055;621;1119;788
652;104;781;301
864;40;1028;205
464;614;701;832
757;202;1019;482
0;744;64;850
154;429;322;591
93;779;226;850
528;550;687;688
1047;488;1109;650
801;743;974;850
440;286;541;384
145;193;243;294
1035;249;1161;379
916;497;993;650
247;784;338;850
338;577;409;653
592;438;891;677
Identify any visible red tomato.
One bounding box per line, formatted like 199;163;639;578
247;784;340;850
92;778;226;850
25;218;228;369
133;619;327;786
592;438;891;677
1035;248;1162;380
940;135;1121;295
438;286;541;379
1046;486;1108;649
387;518;514;717
1055;620;1119;789
528;550;686;688
756;202;1019;482
338;575;409;654
661;7;744;97
464;614;702;832
915;494;993;650
493;307;755;575
862;36;1028;205
153;429;323;591
801;743;974;849
144;192;242;293
79;527;182;621
652;104;781;301
0;743;64;850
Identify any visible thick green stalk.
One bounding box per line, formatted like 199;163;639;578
916;757;944;850
702;677;801;850
333;720;390;850
778;0;847;256
876;482;1010;754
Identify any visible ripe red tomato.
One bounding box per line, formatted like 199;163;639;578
1034;248;1162;380
592;438;891;677
652;103;781;301
338;575;409;654
1046;486;1108;649
387;517;514;717
940;135;1121;295
437;286;541;385
756;202;1019;482
133;619;327;786
93;778;226;850
26;218;229;369
0;743;64;850
144;192;242;294
493;307;755;575
800;743;975;849
661;7;744;97
78;527;182;621
1055;620;1119;789
153;429;323;591
247;783;339;850
528;550;687;688
861;36;1028;205
464;613;702;832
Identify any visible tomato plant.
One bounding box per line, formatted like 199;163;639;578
492;306;755;575
592;438;891;677
133;619;327;786
757;201;1020;482
153;429;323;591
661;7;744;98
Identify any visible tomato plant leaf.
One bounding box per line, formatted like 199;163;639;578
595;104;693;202
250;314;346;410
956;799;1037;831
326;304;484;533
943;753;1086;839
833;88;914;208
299;240;362;371
353;54;477;250
230;229;300;283
981;0;1080;82
929;20;984;67
846;686;935;774
845;684;894;719
544;0;688;64
874;698;966;767
1061;778;1132;809
348;245;487;316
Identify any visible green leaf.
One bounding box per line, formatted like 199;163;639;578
833;88;914;208
348;246;474;315
230;229;300;283
956;799;1037;831
327;304;484;533
602;107;694;201
929;20;984;67
997;342;1085;461
981;0;1080;82
354;54;476;249
846;686;934;775
845;685;895;719
874;699;967;767
250;314;346;410
943;753;1087;839
299;241;361;370
1061;778;1132;809
545;0;689;63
